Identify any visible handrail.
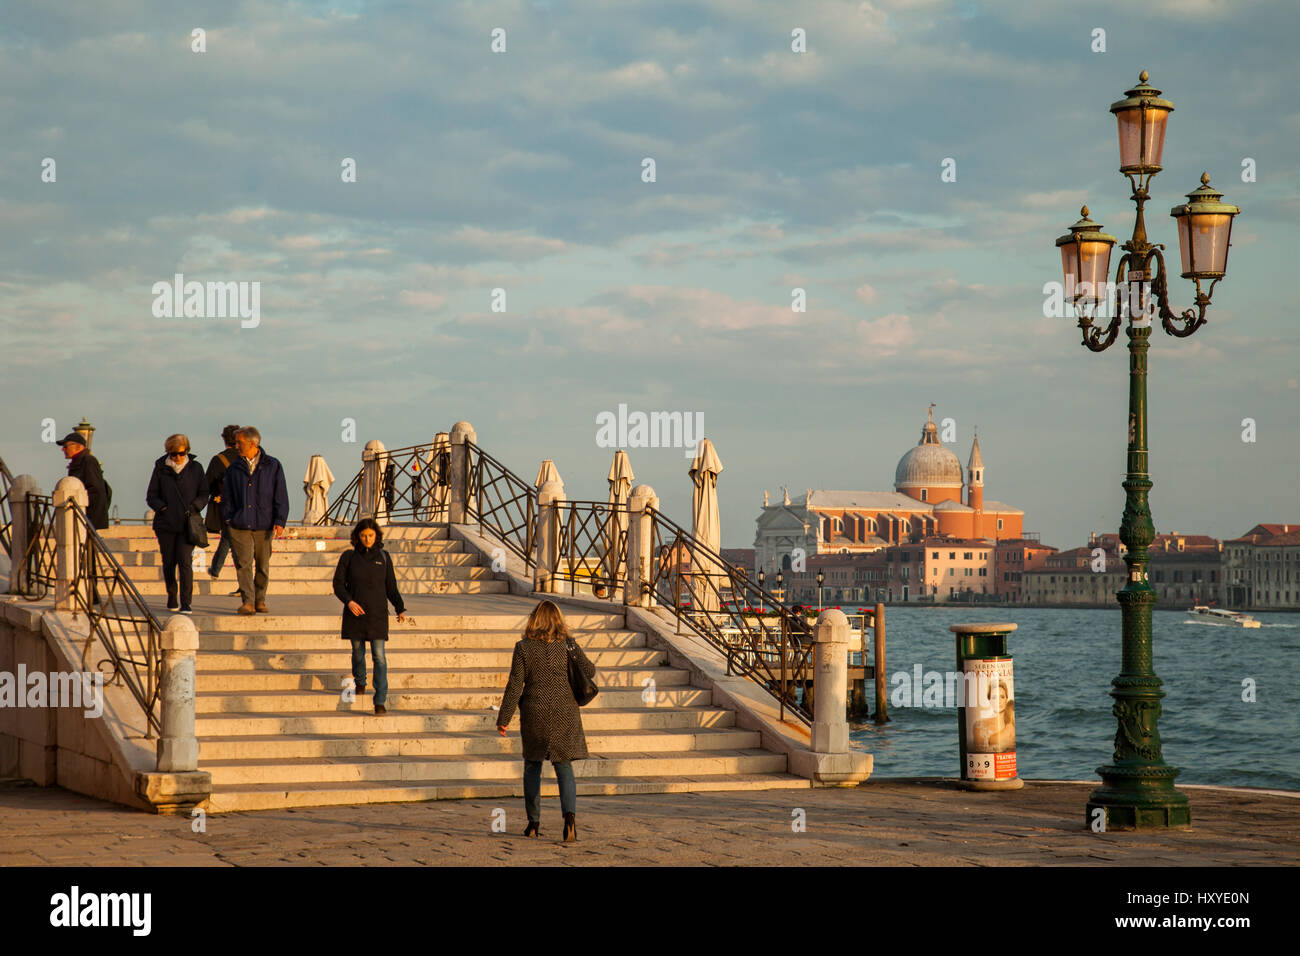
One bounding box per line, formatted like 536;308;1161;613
551;498;630;598
0;455;14;556
14;494;164;737
465;441;535;568
317;442;450;525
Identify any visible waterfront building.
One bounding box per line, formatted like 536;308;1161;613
1224;524;1300;610
1022;543;1127;606
994;537;1059;602
753;407;1025;575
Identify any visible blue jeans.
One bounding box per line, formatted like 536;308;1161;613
209;528;232;576
524;759;576;822
350;639;388;706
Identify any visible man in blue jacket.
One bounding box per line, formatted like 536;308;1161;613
221;426;289;615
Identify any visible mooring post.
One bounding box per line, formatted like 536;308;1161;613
873;601;889;724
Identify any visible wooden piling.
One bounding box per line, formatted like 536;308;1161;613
873;602;889;723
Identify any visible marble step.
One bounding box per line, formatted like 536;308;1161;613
195;685;714;713
200;749;789;787
103;531;449;553
204;771;809;813
136;578;509;596
197;727;762;760
188;610;629;631
116;548;473;567
128;563;493;582
194;706;737;736
195;646;667;670
193;665;685;692
197;629;648;651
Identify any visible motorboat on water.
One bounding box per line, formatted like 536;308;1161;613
1188;605;1261;628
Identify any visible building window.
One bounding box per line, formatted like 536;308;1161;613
997;518;1003;530
979;568;987;576
932;552;939;559
963;552;972;560
949;552;956;560
920;489;928;502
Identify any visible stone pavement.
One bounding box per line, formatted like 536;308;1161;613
1;776;1295;866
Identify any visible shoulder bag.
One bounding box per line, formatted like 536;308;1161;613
566;638;599;706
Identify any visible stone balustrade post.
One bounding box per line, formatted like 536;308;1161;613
449;421;476;524
624;484;658;608
157;614;200;772
6;475;41;594
52;477;89;611
811;609;850;753
534;479;566;593
360;439;389;525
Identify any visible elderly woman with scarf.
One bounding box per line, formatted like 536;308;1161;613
146;433;208;613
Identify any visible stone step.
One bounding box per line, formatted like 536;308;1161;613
197;727;762;760
194;706;737;736
103;532;449;553
100;524;450;540
117;549;475;568
195;685;714;713
128;564;492;582
204;771;809;812
195;646;668;670
197;629;648;651
193;665;686;692
135;579;509;596
199;749;789;786
189;610;628;631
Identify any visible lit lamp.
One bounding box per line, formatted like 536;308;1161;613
1056;207;1117;316
1170;173;1240;280
1110;71;1174;177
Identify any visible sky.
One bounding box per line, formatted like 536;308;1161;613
2;0;1297;550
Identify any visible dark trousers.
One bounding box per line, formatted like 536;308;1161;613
155;531;195;607
350;638;388;707
228;528;272;604
524;759;577;822
209;527;233;576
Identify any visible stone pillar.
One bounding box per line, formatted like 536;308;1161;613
360;439;389;525
624;484;658;608
6;475;41;594
449;421;477;524
157;614;199;772
52;477;89;611
534;479;566;594
811;609;850;753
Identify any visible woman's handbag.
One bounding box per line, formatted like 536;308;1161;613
186;508;210;548
566;639;599;706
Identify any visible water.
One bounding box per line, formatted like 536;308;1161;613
847;606;1300;790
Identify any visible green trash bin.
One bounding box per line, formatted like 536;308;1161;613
951;623;1023;791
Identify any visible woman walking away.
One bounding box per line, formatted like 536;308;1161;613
497;600;596;842
332;518;405;715
145;434;208;613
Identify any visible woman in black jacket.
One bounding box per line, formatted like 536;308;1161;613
145;434;208;613
332;518;405;714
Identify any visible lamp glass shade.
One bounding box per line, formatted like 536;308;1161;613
1116;106;1169;171
1176;212;1234;277
1077;240;1113;298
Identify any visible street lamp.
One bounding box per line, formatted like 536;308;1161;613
1055;71;1240;830
758;569;766;614
816;569;825;612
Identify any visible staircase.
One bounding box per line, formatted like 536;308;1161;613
98;524;809;811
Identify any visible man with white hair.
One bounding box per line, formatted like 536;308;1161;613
220;426;289;615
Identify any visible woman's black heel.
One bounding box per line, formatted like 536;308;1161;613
524;821;540;838
562;812;576;843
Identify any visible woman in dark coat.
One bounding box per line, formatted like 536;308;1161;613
145;434;208;613
497;599;596;842
332;518;405;714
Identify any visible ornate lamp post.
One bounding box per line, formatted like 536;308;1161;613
758;568;766;614
816;569;825;612
1056;71;1240;829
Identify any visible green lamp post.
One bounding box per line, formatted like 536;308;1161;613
1055;71;1240;830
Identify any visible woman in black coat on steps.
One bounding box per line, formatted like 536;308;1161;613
332;518;406;715
145;434;208;613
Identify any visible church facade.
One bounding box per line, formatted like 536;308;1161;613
753;407;1024;575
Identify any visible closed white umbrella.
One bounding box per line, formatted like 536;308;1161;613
425;432;451;521
535;459;561;489
603;450;635;590
689;438;724;613
303;455;336;524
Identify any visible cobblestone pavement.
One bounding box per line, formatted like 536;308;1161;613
1;777;1295;866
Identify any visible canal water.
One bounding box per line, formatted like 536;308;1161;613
846;606;1300;790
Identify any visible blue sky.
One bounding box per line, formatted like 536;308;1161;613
2;0;1297;548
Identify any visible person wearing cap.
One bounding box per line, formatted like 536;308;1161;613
205;425;241;584
56;432;110;529
220;426;289;615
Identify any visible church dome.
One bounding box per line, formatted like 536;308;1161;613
894;410;964;490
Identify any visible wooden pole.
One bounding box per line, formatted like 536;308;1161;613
873;602;889;724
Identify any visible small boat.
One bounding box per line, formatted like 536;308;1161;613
1188;605;1261;628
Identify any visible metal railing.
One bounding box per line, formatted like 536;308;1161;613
13;494;164;736
551;499;630;598
0;455;14;556
466;442;536;567
644;507;816;726
317;443;451;525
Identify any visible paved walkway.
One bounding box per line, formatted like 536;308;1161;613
2;777;1295;866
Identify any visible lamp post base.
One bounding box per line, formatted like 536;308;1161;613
1087;768;1191;830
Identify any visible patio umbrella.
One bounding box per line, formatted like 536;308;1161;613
535;459;561;489
689;438;724;612
302;455;336;524
425;432;451;520
602;450;634;590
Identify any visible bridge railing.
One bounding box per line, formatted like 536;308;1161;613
317;442;451;525
549;499;629;598
0;455;14;556
16;493;164;737
465;441;536;567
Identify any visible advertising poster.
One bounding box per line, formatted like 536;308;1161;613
963;657;1016;781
